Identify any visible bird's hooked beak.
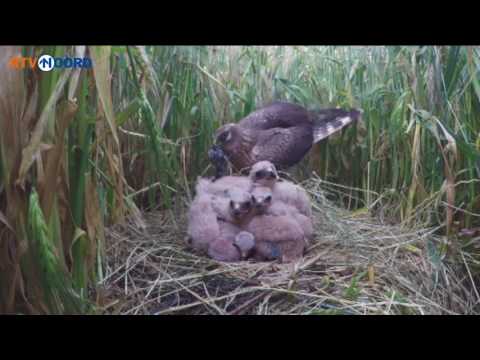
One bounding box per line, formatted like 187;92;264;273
251;195;268;214
213;132;221;146
231;203;243;218
269;170;279;180
254;201;264;212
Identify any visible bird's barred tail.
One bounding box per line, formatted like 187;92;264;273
312;108;363;143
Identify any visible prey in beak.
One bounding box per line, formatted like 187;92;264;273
208;145;229;180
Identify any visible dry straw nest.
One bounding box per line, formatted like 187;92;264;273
99;177;478;315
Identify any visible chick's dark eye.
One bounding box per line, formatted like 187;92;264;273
265;196;272;202
230;200;234;208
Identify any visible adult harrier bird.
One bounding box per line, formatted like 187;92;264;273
209;101;362;176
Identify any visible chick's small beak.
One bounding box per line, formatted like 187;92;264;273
232;206;242;217
241;251;248;259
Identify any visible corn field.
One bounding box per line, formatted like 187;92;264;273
1;45;480;314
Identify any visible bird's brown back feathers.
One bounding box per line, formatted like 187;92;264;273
213;102;361;171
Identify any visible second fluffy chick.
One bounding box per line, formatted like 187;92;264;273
244;186;313;263
187;186;256;262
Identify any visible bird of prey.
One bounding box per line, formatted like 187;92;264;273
211;101;362;174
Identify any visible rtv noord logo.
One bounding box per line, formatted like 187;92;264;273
37;55;92;71
8;54;92;72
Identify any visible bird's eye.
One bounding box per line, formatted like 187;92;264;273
265;195;272;202
230;200;234;209
218;131;231;143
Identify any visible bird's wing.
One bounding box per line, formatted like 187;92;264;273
238;102;312;130
251;127;313;169
312;108;362;143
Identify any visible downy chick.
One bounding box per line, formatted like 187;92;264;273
187;200;255;262
251;186;314;243
271;181;312;218
186;193;221;253
244;213;305;263
248;160;279;189
249;161;311;219
211;187;255;226
208;228;255;262
205;188;256;261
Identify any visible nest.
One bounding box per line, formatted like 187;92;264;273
98;178;479;315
